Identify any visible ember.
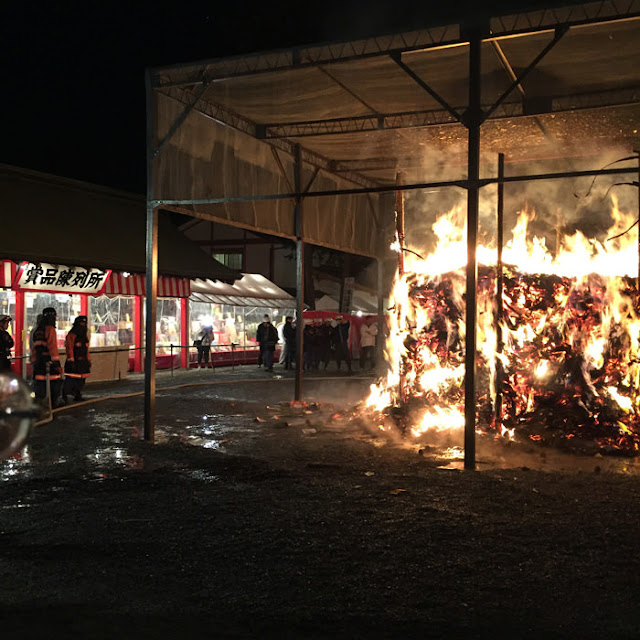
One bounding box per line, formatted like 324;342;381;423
366;197;640;454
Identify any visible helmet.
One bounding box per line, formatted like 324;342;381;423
75;315;88;323
0;314;10;324
42;307;57;318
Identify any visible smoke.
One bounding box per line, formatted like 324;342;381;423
399;146;638;259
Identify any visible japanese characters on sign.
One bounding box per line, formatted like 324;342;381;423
14;262;111;294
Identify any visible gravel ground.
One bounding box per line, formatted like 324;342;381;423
1;366;640;639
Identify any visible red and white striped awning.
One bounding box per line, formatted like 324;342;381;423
102;273;191;297
0;260;17;288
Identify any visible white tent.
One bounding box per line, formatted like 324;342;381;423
190;273;295;308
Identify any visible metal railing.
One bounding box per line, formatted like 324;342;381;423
9;341;266;380
168;342;260;376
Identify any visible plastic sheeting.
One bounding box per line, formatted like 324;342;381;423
154;95;383;257
151;5;640;258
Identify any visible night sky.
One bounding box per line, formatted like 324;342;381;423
3;0;588;194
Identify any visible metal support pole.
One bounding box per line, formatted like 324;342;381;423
144;68;158;443
395;172;406;404
637;154;640;290
464;29;482;471
376;257;385;373
495;153;505;430
395;172;405;275
294;144;305;400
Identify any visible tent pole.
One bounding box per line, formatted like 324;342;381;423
294;144;304;400
144;68;158;443
464;27;482;471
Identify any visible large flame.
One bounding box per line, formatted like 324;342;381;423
367;195;640;452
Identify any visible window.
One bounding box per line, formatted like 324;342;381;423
213;252;243;271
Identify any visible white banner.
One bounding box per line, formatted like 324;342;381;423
14;262;111;294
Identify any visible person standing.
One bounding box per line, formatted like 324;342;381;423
0;315;14;372
256;315;278;372
310;318;323;369
31;307;63;406
277;320;286;365
359;315;378;372
195;325;214;368
319;317;335;370
334;315;352;374
62;315;91;402
282;316;296;369
256;314;270;368
303;319;315;371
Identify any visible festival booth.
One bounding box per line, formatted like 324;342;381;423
0;165;239;380
188;273;296;367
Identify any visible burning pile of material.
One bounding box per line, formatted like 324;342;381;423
366;197;640;454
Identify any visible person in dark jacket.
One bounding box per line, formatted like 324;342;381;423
310;318;324;369
319;317;335;370
256;315;278;372
31;307;63;406
303;319;315;371
334;315;352;374
62;315;91;403
0;314;14;372
195;325;214;368
282;316;296;369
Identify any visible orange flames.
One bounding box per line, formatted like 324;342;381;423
366;195;640;452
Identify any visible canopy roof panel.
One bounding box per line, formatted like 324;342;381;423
150;1;640;257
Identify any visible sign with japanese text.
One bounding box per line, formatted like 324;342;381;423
14;262;111;294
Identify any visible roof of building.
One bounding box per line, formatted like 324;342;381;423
0;164;240;283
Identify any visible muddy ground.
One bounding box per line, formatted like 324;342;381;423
1;367;640;639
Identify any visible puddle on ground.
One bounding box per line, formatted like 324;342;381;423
86;447;144;470
184;469;221;483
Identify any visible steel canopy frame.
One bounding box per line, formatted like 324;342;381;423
145;1;640;461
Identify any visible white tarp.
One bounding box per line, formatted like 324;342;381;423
190;273;295;308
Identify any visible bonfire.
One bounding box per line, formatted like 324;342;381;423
366;195;640;454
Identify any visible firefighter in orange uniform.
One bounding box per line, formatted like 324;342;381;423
31;307;63;406
62;315;91;403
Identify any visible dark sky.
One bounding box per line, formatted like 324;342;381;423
3;0;587;194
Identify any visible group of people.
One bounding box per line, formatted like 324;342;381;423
0;307;91;408
254;313;378;374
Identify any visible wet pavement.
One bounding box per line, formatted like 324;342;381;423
3;364;640;638
7;361;639;482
